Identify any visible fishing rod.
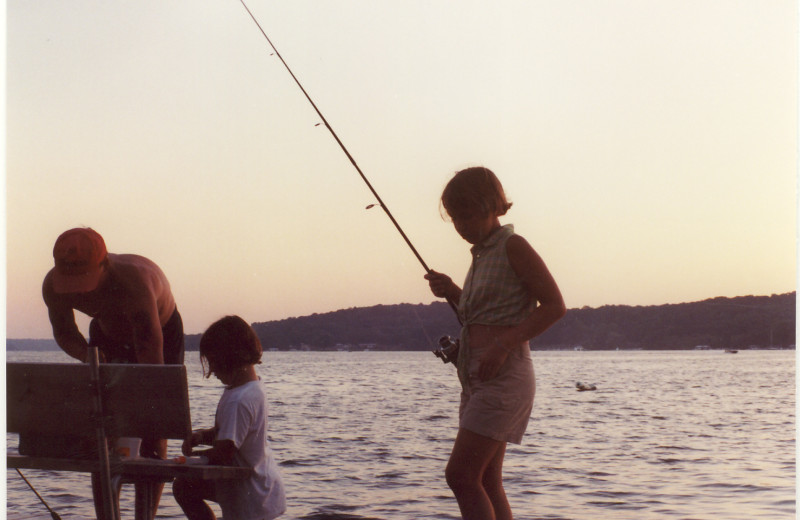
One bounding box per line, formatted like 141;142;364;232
236;1;457;311
15;469;62;520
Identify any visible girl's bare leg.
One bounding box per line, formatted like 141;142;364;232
483;442;512;520
445;427;509;520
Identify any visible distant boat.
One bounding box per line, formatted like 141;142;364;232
573;345;584;351
724;349;738;354
576;381;597;391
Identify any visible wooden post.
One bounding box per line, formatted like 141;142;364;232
88;346;120;520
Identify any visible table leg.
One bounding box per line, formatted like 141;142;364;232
103;474;122;520
134;481;159;520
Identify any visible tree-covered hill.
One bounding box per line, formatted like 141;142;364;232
539;293;795;350
241;292;795;351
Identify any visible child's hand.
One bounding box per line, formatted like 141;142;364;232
425;271;454;298
182;431;204;457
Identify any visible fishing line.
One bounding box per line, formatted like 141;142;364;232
15;468;62;520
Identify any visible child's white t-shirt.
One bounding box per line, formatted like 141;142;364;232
215;379;286;520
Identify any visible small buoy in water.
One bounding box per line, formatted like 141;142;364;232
576;381;597;391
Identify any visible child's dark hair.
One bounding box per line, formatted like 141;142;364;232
199;315;263;378
440;166;512;220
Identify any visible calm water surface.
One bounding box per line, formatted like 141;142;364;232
6;350;795;519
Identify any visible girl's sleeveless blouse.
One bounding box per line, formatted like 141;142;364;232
457;224;534;389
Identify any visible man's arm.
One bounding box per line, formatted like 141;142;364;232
43;276;91;361
129;288;165;364
47;301;90;362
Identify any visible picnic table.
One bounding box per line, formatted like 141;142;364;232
7;355;250;520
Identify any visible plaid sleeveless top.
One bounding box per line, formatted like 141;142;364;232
457;224;534;387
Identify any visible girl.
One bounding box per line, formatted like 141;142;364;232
425;167;565;520
173;315;286;520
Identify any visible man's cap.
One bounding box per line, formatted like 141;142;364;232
52;228;108;294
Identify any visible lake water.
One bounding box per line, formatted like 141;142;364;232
6;349;796;519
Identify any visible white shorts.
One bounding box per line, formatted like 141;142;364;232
459;343;535;444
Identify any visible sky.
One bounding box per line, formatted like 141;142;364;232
4;0;797;339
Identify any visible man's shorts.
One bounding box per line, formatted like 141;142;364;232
89;308;185;364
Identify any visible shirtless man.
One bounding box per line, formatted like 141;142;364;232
43;227;184;367
42;227;184;519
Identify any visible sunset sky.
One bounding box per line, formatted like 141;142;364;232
5;1;797;339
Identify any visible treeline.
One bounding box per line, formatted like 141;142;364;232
541;293;795;350
227;292;794;351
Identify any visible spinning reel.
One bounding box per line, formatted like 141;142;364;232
432;335;460;365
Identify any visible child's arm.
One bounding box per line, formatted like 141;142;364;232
181;427;238;465
194;440;238;466
181;427;217;457
478;235;566;381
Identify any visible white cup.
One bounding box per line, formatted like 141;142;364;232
115;437;142;459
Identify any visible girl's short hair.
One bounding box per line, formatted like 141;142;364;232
440;166;512;220
199;315;263;378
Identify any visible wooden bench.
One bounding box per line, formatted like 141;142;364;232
7;357;250;520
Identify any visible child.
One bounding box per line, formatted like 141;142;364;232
425;167;565;520
173;315;286;520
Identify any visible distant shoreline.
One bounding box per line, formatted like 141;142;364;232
7;343;795;354
9;292;795;352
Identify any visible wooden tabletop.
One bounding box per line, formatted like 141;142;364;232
8;454;251;480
